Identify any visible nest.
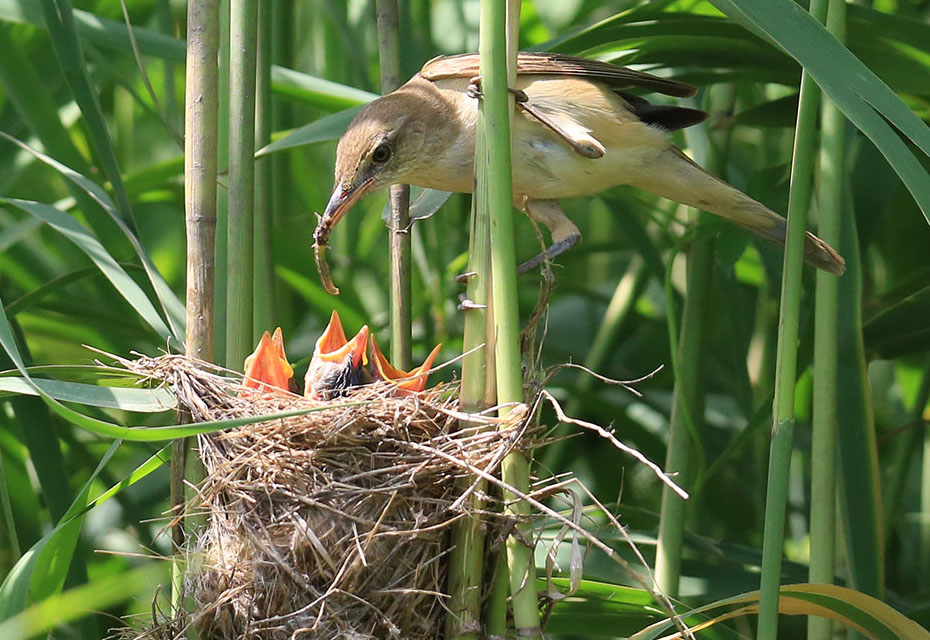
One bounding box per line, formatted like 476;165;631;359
120;354;534;640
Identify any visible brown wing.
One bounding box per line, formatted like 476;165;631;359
420;51;697;98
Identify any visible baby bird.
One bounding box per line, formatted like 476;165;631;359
304;311;371;401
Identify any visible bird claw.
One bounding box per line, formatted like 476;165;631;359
516;233;581;274
466;76;483;100
455;271;477;284
467;76;528;103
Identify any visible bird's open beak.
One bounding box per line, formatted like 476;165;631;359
369;335;442;395
322;177;375;231
313;310;369;368
305;310;371;400
242;327;294;393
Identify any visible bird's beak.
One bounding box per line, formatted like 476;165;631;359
369;335;442;396
322;177;375;230
242;327;294;393
312;310;369;368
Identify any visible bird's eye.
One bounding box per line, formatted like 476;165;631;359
371;142;392;164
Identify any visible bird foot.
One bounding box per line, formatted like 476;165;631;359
516;233;581;274
467;76;528;103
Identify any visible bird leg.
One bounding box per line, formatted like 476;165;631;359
517;198;581;273
467;76;605;159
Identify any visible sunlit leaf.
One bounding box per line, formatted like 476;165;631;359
0;377;176;412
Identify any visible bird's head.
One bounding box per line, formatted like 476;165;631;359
304;310;371;401
369;335;442;396
323;88;456;229
242;327;296;394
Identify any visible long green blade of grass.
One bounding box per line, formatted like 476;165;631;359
447;95;493;640
0;1;378;110
0;132;186;341
710;0;930;225
39;0;137;231
2;198;172;340
0;439;119;621
0;377;176;411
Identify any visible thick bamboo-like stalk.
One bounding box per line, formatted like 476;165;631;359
253;0;273;337
757;0;828;636
446;198;492;640
446;135;492;639
477;1;540;637
214;0;231;366
376;0;412;371
178;0;218;610
225;0;258;368
446;3;506;632
807;2;846;639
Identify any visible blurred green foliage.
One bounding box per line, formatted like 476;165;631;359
0;0;929;637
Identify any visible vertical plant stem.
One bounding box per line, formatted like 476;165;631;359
807;2;845;639
655;85;736;597
446;19;501;634
478;1;540;637
253;0;273;336
178;0;218;613
757;1;828;637
485;550;509;637
214;0;230;366
270;0;294;331
921;385;930;591
655;235;712;597
156;0;176;125
447;151;492;639
376;0;412;370
225;0;258;368
886;356;930;543
835;179;883;604
0;447;19;562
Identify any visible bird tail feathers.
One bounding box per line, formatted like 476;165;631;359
636;148;845;275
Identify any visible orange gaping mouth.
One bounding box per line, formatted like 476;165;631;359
369;334;441;395
244;314;441;400
242;327;294;393
304;310;371;400
314;310;369;368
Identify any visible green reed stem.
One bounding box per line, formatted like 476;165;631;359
376;0;412;370
446;132;493;640
757;1;828;637
253;0;274;336
807;2;846;639
214;0;230;366
477;1;540;637
225;0;258;368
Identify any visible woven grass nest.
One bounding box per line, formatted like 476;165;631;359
123;353;538;640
